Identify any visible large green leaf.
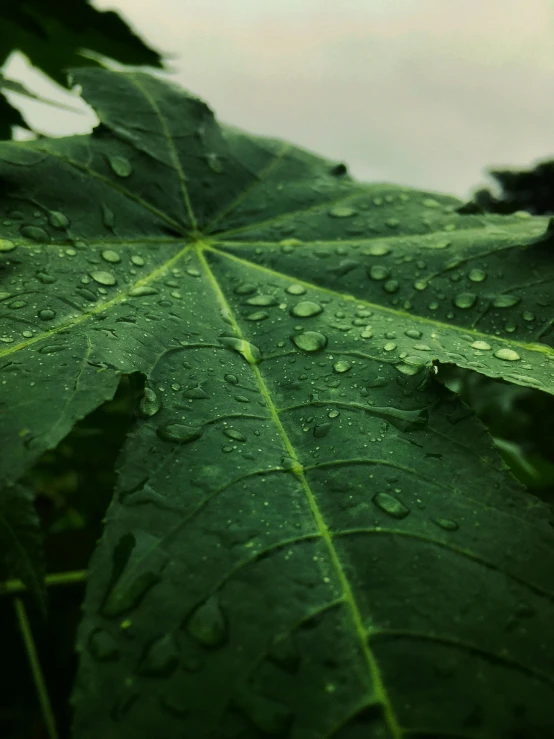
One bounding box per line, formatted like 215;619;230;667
0;69;553;737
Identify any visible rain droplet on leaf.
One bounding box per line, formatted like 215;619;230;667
291;331;327;352
285;284;306;295
454;292;477;309
156;423;203;443
108;154;132;177
91;270;117;286
290;301;323;318
102;249;121;264
139;388;161;417
245;294;279;307
333;360;351;373
494;348;520;361
0;239;16;252
20;225;49;242
372;492;410;519
492;294;520;308
219;336;262;364
471;340;491;351
129;286;159;297
468;268;486;282
329;205;356;217
368;265;390;281
186;595;227;647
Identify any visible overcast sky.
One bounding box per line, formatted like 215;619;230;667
3;0;554;199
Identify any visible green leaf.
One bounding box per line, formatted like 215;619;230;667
0;69;553;737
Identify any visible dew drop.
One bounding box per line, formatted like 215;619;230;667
245;294;279;307
494;348;520;361
136;633;179;676
186;595;227;647
102;249;121;264
91;270;117;286
432;518;459;532
291;331;328;352
368;265;390;281
156;423;203;443
383;279;399;294
108;154;132;177
333;360;351;373
285;284;306;295
471;340;491;351
329;205;356;217
492;294;520;308
468;268;486;282
290;301;323;318
383;342;397;352
522;311;535;322
129;286;159;297
454;292;477;309
246;311;269;321
139;388;161;417
234;283;257;295
219;336;262;364
20;225;49;242
183;385;209;399
224;429;246;442
38;309;56;321
0;239;16;252
131;255;144;267
413;280;427;291
36;272;56;284
372;492;410;519
366;243;390;256
48;210;70;229
224;373;238;384
404;328;422;339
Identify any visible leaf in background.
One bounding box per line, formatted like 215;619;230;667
0;69;552;737
0;481;45;613
0;0;163;137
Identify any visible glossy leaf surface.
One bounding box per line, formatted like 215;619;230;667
0;69;552;738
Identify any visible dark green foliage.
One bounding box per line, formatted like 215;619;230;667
0;69;553;738
0;0;162;138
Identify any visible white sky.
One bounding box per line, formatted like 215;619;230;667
3;0;554;199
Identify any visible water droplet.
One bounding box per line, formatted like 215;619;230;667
368;265;390;280
131;255;144;267
108;154;132;177
88;628;120;661
372;492;410;519
279;238;302;248
290;301;323;318
492;294;520;308
494;348;520;361
9;300;27;309
245;294;279;306
139;388;161;417
129;285;159;297
156;423;203;443
313;423;331;438
454;292;477;309
91;270;116;286
333;360;351;373
396;356;426;375
224;373;238;384
329;205;356;217
223;428;246;442
206;152;223;173
522;311;535;322
383;279;399;294
219;336;262;364
404;328;422;339
234;283;257;295
422;198;440;208
232;691;292;735
267;631;300;672
183;385;209;399
468;268;486;282
328;409;340;418
383;342;397;352
471;340;491;351
432;518;459;532
291;331;327;352
285;283;306;295
48;210;70;229
39;344;66;354
413;280;427;291
38;309;56;321
365;243;390;256
186;595;227;647
20;225;49;242
246;311;269;321
36;272;56;284
102;249;121;264
0;239;16;252
136;633;179;676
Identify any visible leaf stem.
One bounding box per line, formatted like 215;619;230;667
0;569;88;597
13;596;59;739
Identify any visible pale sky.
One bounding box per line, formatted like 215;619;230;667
3;0;554;199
